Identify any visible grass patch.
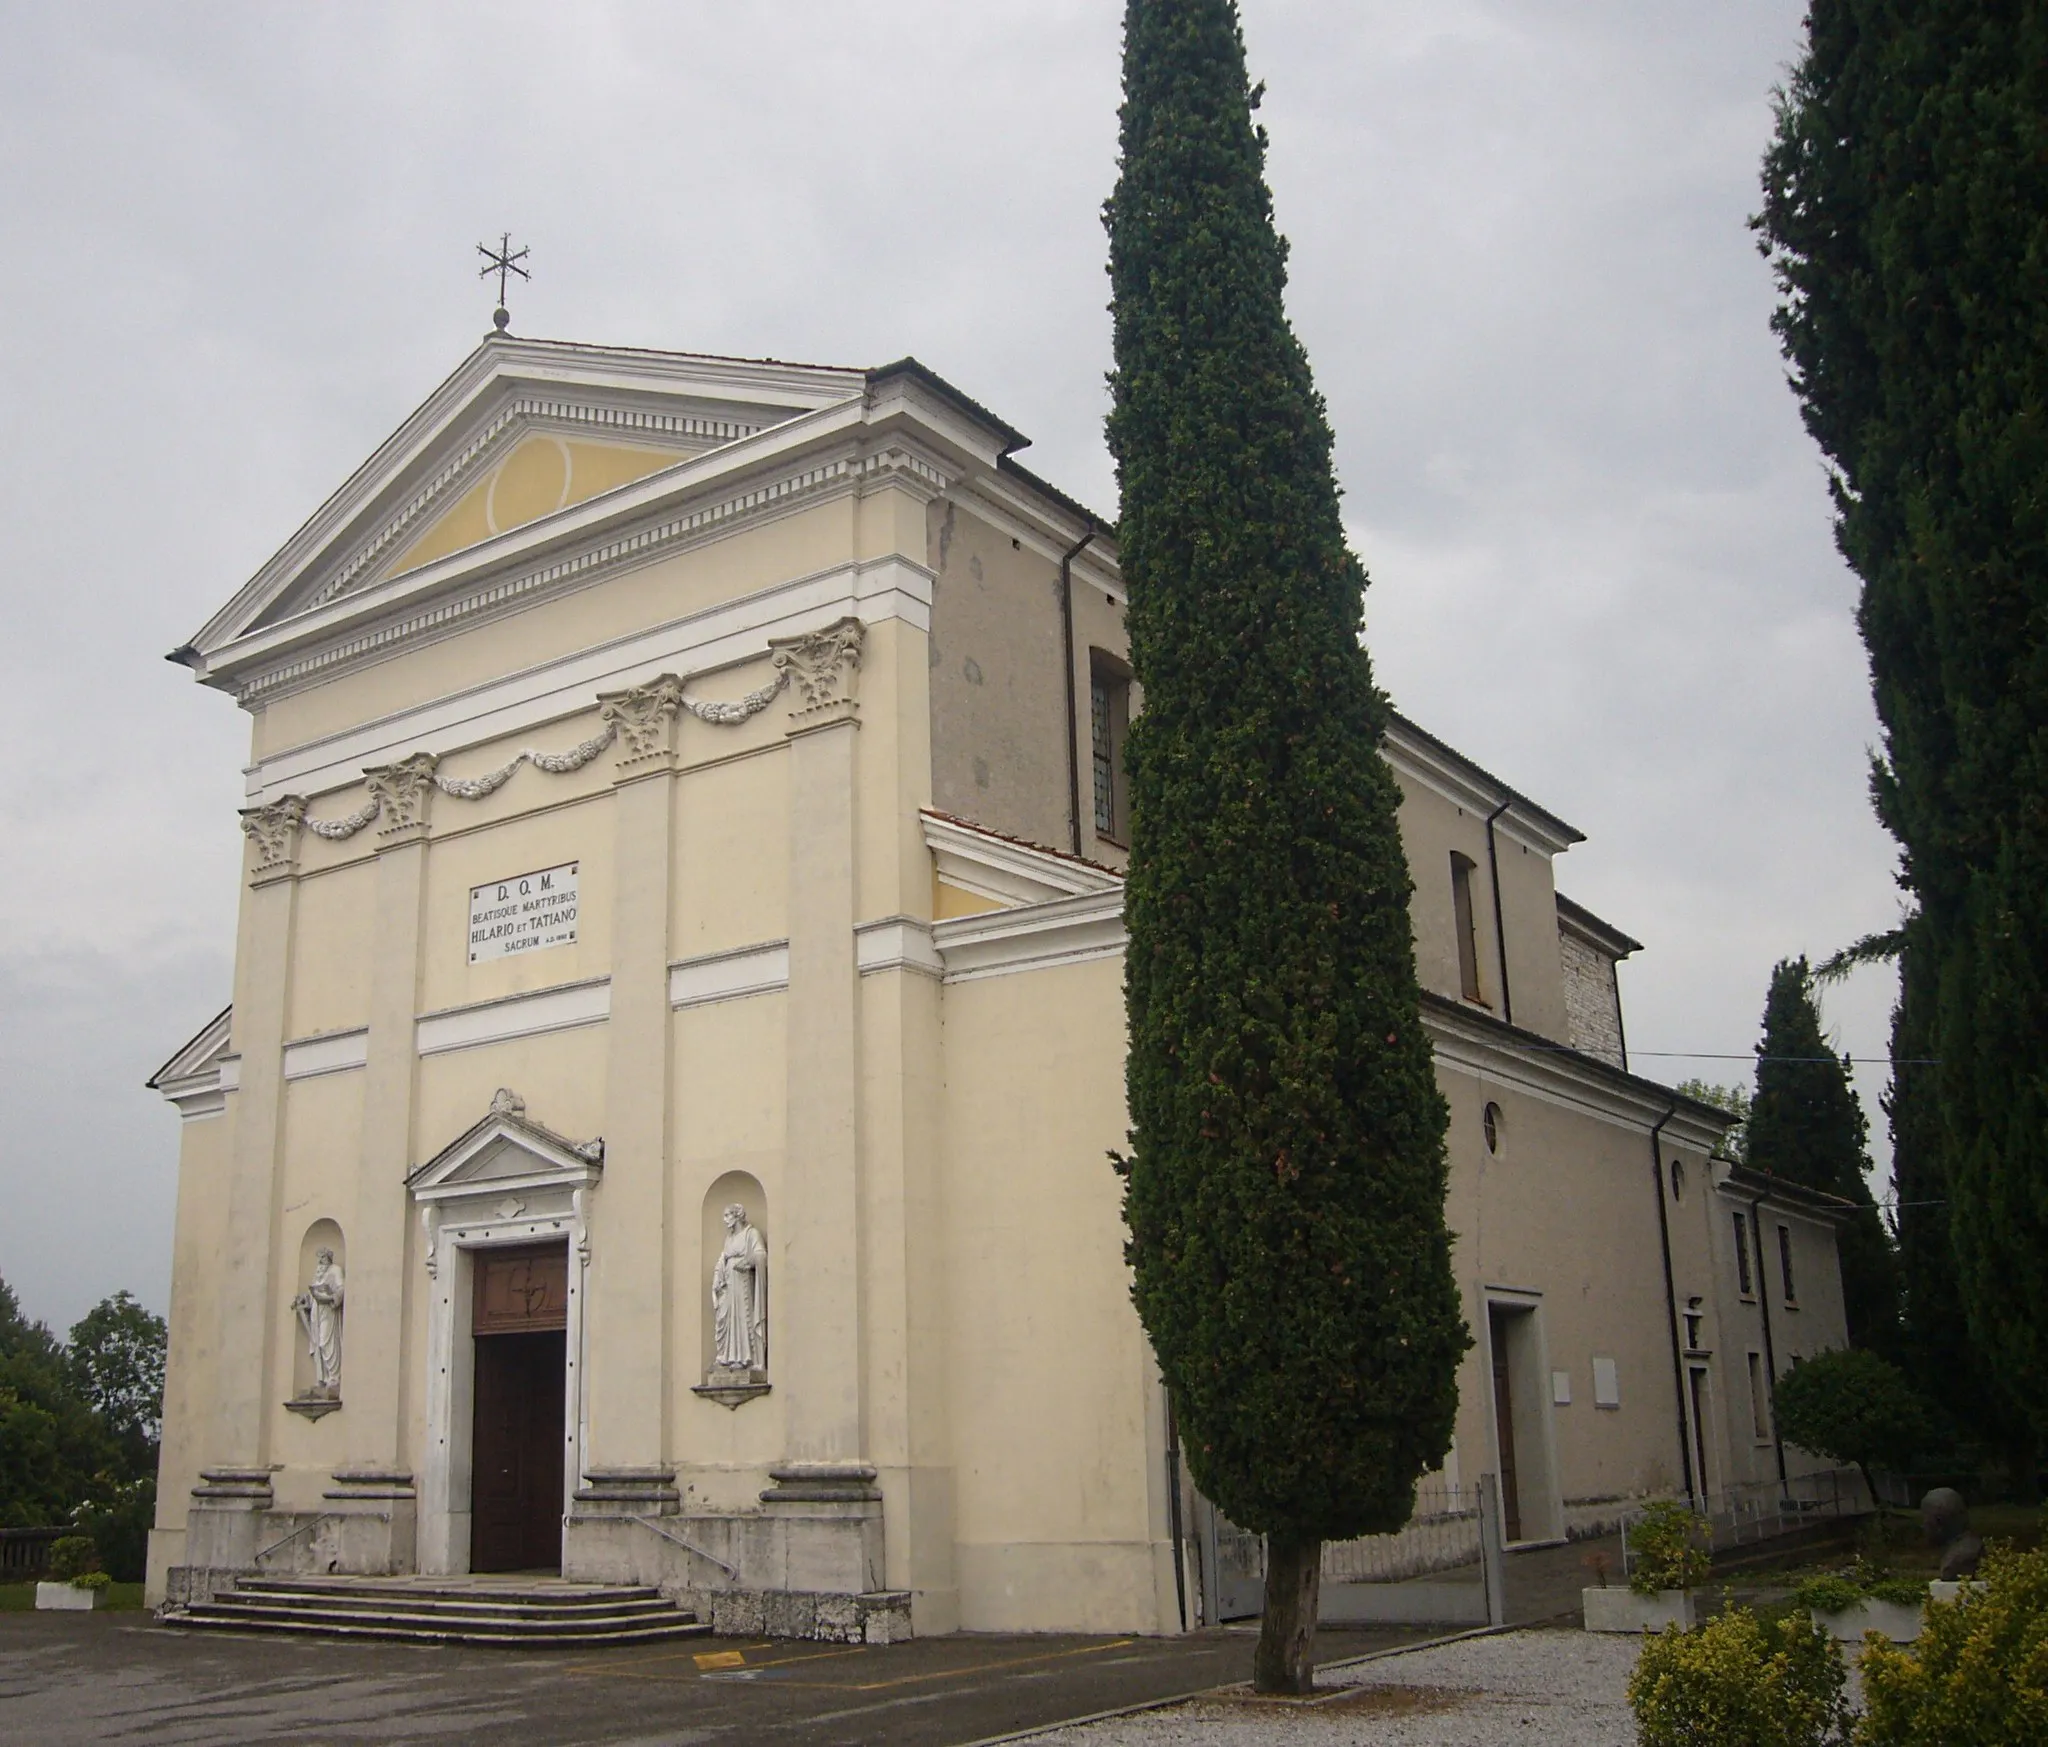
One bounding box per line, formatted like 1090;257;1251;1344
0;1581;146;1612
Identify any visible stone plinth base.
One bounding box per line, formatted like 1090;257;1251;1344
321;1468;417;1577
694;1586;911;1643
180;1468;277;1590
574;1466;681;1514
562;1461;892;1642
169;1466;418;1606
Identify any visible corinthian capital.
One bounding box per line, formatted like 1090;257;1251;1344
364;751;440;837
597;674;686;767
769;617;865;720
240;795;308;882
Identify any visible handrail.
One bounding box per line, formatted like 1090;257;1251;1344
627;1514;740;1580
254;1512;342;1565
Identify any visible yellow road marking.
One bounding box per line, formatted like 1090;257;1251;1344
572;1633;1139;1690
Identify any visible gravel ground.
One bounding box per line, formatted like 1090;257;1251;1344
1017;1628;1641;1747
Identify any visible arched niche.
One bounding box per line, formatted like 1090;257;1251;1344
698;1172;768;1394
289;1218;346;1408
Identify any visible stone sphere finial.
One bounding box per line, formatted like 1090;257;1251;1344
1921;1485;1984;1580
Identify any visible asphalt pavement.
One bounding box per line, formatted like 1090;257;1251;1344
0;1611;1429;1746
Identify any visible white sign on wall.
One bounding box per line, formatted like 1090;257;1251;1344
469;862;579;964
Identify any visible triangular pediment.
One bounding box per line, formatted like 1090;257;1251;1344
149;1003;233;1088
191;337;869;657
409;1089;603;1200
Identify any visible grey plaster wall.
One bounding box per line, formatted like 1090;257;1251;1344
925;500;1073;852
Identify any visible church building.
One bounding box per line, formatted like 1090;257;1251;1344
146;335;1851;1636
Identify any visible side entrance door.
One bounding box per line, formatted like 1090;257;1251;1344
470;1242;568;1574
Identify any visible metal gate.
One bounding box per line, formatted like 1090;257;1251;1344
1190;1475;1505;1628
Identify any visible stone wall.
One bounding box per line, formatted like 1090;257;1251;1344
1559;930;1625;1068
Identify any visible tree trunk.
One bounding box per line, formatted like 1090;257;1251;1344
1252;1534;1321;1696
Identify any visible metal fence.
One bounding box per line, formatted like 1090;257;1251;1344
1194;1477;1503;1628
1321;1480;1484;1584
1616;1467;1868;1586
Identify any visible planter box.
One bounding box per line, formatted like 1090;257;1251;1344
35;1582;100;1612
1815;1599;1922;1642
1583;1586;1695;1633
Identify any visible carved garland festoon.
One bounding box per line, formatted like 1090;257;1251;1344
239;620;863;876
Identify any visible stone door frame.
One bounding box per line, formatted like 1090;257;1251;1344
408;1106;599;1576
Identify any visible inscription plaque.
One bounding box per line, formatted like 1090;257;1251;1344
469;862;578;964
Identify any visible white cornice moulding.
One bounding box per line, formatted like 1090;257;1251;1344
921;811;1123;909
854;916;944;980
954;474;1125;601
1381;722;1581;858
415;978;611;1058
217;1055;243;1094
149;1006;233;1119
669;942;789;1010
246;563;928;804
282;1027;370;1081
192;339;869;657
214;430;935;703
934;888;1129;984
1423;1004;1727;1151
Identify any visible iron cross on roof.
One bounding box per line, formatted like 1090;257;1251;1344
477;232;530;334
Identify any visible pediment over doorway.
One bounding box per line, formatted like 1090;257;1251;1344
408;1087;603;1204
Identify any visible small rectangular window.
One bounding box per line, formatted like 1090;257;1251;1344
1747;1351;1771;1441
1733;1212;1753;1296
1778;1224;1797;1305
1450;852;1484;1002
1089;655;1130;843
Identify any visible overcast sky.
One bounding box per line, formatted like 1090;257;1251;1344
0;1;1901;1333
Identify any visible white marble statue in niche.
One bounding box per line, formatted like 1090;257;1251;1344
711;1204;767;1375
292;1248;345;1399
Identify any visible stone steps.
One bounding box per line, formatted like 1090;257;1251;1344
162;1577;714;1647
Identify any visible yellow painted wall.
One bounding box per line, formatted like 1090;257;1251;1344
254;496;864;759
939;954;1172;1633
388;436;688;576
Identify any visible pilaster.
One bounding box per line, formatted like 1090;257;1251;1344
582;676;683;1493
771;620;866;1465
339;754;437;1504
207;803;304;1469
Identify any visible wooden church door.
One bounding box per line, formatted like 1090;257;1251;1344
469;1243;568;1573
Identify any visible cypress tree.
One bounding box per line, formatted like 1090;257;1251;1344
1104;0;1466;1692
1758;3;2048;1440
1745;958;1900;1354
1888;929;2038;1495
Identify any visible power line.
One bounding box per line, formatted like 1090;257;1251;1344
1483;1043;1935;1066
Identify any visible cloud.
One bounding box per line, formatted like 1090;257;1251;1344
0;2;1904;1324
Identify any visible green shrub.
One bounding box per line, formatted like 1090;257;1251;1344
1773;1350;1931;1505
44;1534;98;1581
1868;1576;1929;1607
1857;1545;2048;1745
1629;1606;1851;1747
1629;1499;1713;1595
1797;1574;1868;1615
70;1569;111;1592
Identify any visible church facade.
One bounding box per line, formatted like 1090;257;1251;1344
146;337;1850;1635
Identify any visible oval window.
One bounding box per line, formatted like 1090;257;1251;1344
1482;1101;1503;1156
